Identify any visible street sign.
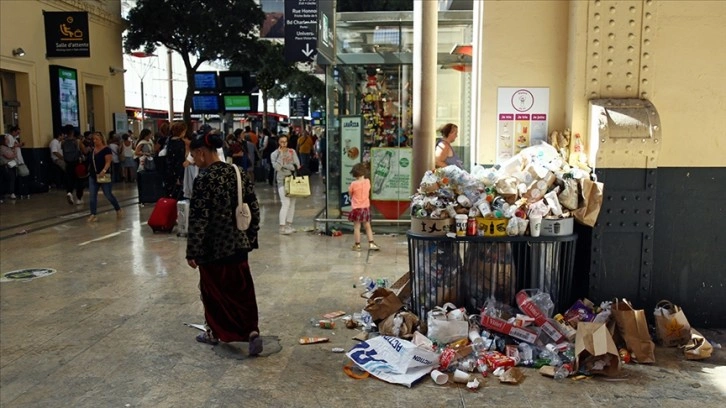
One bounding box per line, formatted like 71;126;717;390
289;97;309;117
284;0;318;62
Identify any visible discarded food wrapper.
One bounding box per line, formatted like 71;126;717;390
539;365;556;378
682;329;713;360
499;367;525;384
323;310;346;319
466;378;481;390
299;337;330;345
331;347;345;353
482;351;516;371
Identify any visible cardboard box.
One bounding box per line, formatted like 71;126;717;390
541;217;574;236
480;314;538;344
389;271;411;303
410;217;454;235
515;290;568;343
575;322;621;376
476;217;508;237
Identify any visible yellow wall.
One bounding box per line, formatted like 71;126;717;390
476;0;726;167
0;0;125;148
648;0;726;167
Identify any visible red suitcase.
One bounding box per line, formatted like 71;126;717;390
148;198;178;233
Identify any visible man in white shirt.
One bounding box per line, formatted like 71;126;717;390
5;126;28;198
49;131;65;188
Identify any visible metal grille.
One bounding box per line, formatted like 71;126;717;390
407;233;578;317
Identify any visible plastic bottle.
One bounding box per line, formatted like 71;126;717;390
359;276;376;292
553;363;573;380
311;319;336;329
468;327;486;351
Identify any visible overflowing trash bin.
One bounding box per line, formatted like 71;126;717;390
408;233;577;318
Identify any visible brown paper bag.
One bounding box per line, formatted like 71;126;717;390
573;177;604;227
682;329;713;360
575;322;621;376
612;298;656;363
364;288;404;322
653;300;692;347
378;311;420;339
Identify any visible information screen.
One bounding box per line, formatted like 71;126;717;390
194;72;218;91
192;94;220;113
222;94;252;112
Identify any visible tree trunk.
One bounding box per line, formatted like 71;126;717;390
184;70;194;131
262;88;268;130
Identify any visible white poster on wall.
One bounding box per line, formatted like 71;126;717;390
370;147;412;201
496;87;550;162
340;116;362;213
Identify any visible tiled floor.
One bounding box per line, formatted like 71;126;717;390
1;175;724;407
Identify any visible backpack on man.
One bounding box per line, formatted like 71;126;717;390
61;138;81;162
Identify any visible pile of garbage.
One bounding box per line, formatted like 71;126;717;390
342;283;715;388
410;137;604;236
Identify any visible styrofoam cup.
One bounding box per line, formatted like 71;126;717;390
454;214;467;236
431;369;449;385
453;369;472;383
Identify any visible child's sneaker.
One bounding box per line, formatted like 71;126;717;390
369;242;380;251
351;243;361;251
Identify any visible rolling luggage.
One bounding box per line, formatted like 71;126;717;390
309;157;319;173
137;171;164;204
254;163;267;182
176;199;190;237
148;197;177;233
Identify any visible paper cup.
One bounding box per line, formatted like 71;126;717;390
431;369;449;385
530;215;542;237
453;369;472;383
454;214;467;237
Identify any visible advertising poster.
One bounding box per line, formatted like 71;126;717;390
340;116;362;211
496;88;549;162
59;68;80;127
370;148;412;201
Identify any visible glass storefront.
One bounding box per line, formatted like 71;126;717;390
320;11;473;232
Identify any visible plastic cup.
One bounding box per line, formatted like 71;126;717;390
430;369;449;385
453;369;472;383
530;215;542;237
455;214;467;237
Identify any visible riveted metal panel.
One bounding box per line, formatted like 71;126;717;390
589;98;661;169
589;168;656;302
585;0;656;100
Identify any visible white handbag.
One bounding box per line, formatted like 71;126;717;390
231;164;251;231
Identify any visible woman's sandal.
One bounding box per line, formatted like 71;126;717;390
195;331;219;345
248;331;263;356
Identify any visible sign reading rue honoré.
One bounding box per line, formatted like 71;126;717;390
284;0;318;62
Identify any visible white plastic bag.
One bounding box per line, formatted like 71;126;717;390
426;303;469;344
346;336;440;387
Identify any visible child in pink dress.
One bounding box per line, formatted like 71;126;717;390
348;163;380;251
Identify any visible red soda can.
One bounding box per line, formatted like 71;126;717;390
467;217;477;236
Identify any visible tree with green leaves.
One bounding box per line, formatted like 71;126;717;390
229;41;295;130
124;0;265;128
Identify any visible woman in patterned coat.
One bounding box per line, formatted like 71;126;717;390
185;132;263;356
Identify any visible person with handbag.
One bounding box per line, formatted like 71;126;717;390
5;125;29;199
87;132;123;222
0;134;17;202
185;132;263;356
271;134;300;235
134;129;155;172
